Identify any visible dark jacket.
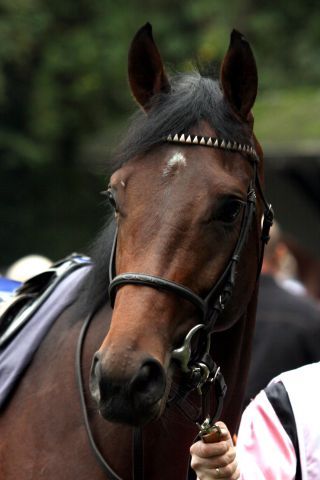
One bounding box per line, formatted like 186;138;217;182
244;274;320;407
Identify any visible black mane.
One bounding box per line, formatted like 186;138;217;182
79;70;253;317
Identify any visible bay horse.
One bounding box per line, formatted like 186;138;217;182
0;24;272;480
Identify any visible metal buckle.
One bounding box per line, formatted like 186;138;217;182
171;324;205;373
171;323;216;395
191;361;211;395
198;416;222;439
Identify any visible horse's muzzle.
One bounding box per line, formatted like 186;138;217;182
89;351;166;426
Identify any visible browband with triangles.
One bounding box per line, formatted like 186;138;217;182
166;133;259;162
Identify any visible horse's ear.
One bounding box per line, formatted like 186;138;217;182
128;23;170;111
220;30;258;121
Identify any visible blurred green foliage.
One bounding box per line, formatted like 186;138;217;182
255;88;320;146
1;0;319;266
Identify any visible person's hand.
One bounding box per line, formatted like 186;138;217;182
190;421;240;480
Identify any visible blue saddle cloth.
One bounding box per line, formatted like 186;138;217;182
0;256;92;409
0;277;21;303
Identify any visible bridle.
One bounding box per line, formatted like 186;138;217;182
77;132;273;480
108;132;273;399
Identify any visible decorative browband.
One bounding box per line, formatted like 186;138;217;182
166;133;259;162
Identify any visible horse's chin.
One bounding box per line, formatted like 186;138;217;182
98;398;164;427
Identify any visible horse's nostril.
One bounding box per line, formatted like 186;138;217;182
130;359;166;406
132;364;152;391
90;352;102;402
91;352;101;378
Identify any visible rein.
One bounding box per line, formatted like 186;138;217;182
76;310;145;480
76;132;273;480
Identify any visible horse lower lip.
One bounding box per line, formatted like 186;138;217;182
98;400;160;426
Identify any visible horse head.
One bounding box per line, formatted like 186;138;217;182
90;24;267;430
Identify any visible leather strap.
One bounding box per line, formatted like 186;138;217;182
109;273;206;314
76;311;124;480
133;428;144;480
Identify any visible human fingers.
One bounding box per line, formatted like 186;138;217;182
190;443;236;469
190;438;229;460
190;421;234;461
191;421;238;480
192;455;239;480
210;456;239;478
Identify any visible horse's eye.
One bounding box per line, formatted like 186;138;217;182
218;200;245;224
107;188;117;209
